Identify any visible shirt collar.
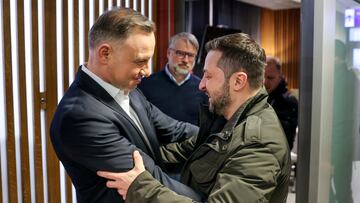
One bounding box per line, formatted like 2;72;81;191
164;64;191;86
81;65;128;99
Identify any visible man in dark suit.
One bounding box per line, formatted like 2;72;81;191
50;8;202;203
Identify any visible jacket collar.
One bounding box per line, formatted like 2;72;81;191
76;67;141;133
223;87;268;132
268;78;288;100
81;65;121;98
76;66;117;105
198;87;268;140
75;67;160;160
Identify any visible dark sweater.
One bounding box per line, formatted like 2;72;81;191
138;70;208;126
268;79;298;150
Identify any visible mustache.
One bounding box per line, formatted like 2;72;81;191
178;63;191;69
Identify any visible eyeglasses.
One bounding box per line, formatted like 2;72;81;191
169;48;196;59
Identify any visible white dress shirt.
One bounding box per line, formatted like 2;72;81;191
81;65;146;136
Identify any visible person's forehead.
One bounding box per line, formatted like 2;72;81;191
114;33;154;59
204;51;222;72
265;63;279;73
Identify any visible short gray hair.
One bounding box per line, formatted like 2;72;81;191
168;32;199;51
89;7;155;49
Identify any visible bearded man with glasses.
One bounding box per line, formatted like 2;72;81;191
138;32;208;126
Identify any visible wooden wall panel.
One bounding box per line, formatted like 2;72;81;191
144;0;149;18
74;0;79;74
3;0;18;202
137;0;141;11
95;0;99;18
31;0;44;201
274;9;300;89
85;0;89;61
260;8;300;89
155;0;174;72
44;0;60;202
17;0;32;202
260;9;275;56
104;0;108;12
63;0;69;91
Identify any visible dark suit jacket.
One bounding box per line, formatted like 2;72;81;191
50;68;202;203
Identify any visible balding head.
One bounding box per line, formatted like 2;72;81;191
264;56;282;93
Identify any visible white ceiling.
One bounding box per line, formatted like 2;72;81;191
236;0;301;10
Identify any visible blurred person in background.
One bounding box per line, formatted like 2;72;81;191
264;56;298;150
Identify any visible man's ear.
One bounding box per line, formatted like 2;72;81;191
233;72;247;91
98;43;111;64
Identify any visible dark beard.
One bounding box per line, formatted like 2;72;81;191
210;82;231;115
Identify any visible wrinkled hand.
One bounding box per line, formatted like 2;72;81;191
97;150;145;199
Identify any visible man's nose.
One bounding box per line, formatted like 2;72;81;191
141;65;150;77
199;78;206;91
182;55;191;63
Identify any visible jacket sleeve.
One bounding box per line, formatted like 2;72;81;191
57;107;203;201
126;171;195;203
125;144;281;203
160;134;197;164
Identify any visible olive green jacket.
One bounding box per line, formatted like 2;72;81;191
126;88;291;203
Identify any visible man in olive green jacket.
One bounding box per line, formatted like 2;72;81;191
98;33;291;203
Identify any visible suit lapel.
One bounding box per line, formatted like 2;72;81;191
129;91;162;164
76;68;157;158
77;68;130;119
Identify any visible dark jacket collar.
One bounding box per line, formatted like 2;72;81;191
75;67;142;134
197;87;268;142
76;67;137;117
75;67;161;161
268;79;288;100
76;66;115;104
223;87;268;132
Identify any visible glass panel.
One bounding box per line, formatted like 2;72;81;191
331;1;360;202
